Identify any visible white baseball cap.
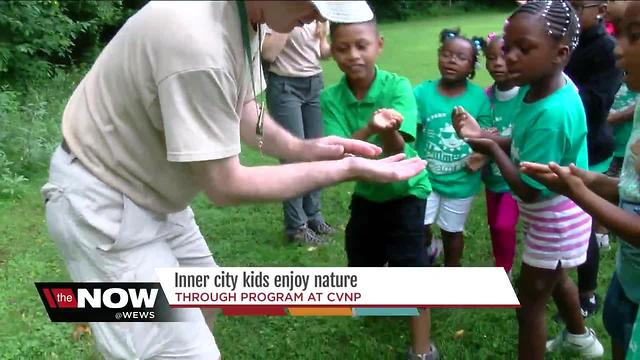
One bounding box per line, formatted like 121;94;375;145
311;1;374;23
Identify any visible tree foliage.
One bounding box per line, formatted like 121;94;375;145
0;0;145;83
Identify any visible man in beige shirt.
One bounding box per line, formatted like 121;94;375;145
41;1;425;359
263;20;334;244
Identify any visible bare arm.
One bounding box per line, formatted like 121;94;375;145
520;161;620;204
521;162;639;246
569;186;640;246
353;109;405;155
465;138;539;202
608;104;636;125
261;32;289;63
583;172;621;204
189;153;426;206
240;100;383;162
490;142;539;202
316;21;331;60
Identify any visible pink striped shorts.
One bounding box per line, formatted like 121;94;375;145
518;195;592;270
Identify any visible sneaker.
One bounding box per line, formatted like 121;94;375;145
406;344;439;360
546;328;604;358
287;226;327;245
595;233;611;251
580;294;599;318
307;220;336;236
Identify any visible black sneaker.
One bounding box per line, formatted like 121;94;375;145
580;294;599;318
287;226;327;246
307;220;336;236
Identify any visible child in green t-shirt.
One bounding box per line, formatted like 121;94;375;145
321;20;437;360
413;28;492;267
520;3;640;356
480;33;524;277
453;2;604;358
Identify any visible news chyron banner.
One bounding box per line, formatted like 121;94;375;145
36;268;518;321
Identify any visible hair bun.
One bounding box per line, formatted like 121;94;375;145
439;27;461;44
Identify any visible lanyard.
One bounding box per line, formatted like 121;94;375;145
237;0;265;151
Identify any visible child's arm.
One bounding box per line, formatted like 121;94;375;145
521;162;620;203
452;106;512;153
608;104;636;125
467;138;540;202
315;21;331;60
353;109;405;155
521;162;640;246
262;31;290;63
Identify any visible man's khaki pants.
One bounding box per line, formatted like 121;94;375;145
42;147;220;359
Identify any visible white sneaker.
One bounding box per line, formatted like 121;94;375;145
595;233;611;251
546;328;604;358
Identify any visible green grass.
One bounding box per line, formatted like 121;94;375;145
0;10;619;359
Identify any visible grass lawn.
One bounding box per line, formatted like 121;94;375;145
0;10;618;360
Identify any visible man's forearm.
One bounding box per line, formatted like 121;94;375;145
240;100;301;160
197;157;352;206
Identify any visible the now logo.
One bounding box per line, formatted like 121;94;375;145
35;282;176;322
78;288;158;309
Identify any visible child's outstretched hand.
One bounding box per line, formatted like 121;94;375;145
369;108;403;133
465;152;489;172
520;162;588;197
452;106;483;139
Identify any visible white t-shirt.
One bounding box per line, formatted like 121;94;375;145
63;1;264;213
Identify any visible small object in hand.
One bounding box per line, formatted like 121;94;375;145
454;329;465;339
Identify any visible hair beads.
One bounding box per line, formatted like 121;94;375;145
512;0;581;51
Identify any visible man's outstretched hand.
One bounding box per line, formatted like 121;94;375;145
346;153;426;183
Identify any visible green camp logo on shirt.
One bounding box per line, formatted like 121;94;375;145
426;121;470;175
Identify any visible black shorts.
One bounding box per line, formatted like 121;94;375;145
345;195;429;267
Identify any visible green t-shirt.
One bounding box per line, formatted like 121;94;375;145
510;80;590;200
321;67;431;203
484;86;526;194
616;104;640;304
414;80;492;198
611;84;639;157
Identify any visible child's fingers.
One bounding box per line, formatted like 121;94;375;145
520;161;552;173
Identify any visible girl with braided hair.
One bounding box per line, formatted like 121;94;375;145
414;28;492;268
480;33;522;278
452;1;605;358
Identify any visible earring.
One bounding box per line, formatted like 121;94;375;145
597;15;603;20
